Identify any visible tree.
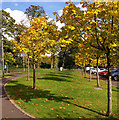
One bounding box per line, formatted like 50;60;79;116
25;5;46;21
16;17;48;89
54;1;119;116
53;4;84;70
1;10;16;77
1;10;15;38
82;2;118;116
4;52;15;73
45;20;59;70
23;5;46;78
75;42;94;80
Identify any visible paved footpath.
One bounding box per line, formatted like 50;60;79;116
1;74;38;120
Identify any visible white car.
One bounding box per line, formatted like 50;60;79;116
91;68;100;74
91;68;107;74
99;68;107;72
86;67;94;72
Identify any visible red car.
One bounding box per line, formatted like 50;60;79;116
99;70;108;76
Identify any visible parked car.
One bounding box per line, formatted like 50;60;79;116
91;68;107;74
99;70;108;76
91;68;100;74
86;67;94;72
111;67;119;81
99;67;119;80
99;68;107;72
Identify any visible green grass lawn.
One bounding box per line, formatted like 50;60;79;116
5;69;118;119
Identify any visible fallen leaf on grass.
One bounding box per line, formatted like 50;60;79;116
51;107;54;110
113;113;118;115
59;106;62;109
60;89;62;92
18;102;21;104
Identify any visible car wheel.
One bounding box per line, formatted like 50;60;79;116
113;76;118;81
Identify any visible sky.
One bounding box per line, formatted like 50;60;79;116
1;1;85;29
2;2;69;20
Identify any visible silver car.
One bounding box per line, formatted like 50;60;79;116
111;67;119;81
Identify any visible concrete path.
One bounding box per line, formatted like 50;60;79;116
1;74;38;120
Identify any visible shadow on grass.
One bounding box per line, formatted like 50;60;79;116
4;74;14;77
37;77;72;82
5;81;71;103
37;71;73;82
5;80;108;117
43;73;72;78
112;87;119;92
57;72;72;76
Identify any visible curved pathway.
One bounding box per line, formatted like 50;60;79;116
2;74;38;120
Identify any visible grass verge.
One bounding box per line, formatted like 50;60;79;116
5;69;118;119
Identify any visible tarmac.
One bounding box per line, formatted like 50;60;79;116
1;74;38;120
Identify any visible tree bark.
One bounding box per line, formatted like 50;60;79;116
61;52;65;71
84;64;86;78
106;6;113;116
27;54;29;81
55;55;58;70
51;54;53;70
37;61;40;76
89;67;91;82
62;58;64;71
23;53;25;72
96;57;100;87
7;65;8;73
33;52;36;89
106;51;113;117
81;67;84;76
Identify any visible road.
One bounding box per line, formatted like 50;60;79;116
100;76;119;88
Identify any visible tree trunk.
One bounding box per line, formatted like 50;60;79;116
81;64;83;76
62;58;65;71
23;53;25;72
84;64;86;78
61;52;65;71
89;67;91;82
81;67;84;76
27;54;29;81
37;61;40;76
7;65;8;73
96;57;100;87
106;52;113;116
106;6;113;116
51;54;53;70
33;53;36;89
55;55;58;70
